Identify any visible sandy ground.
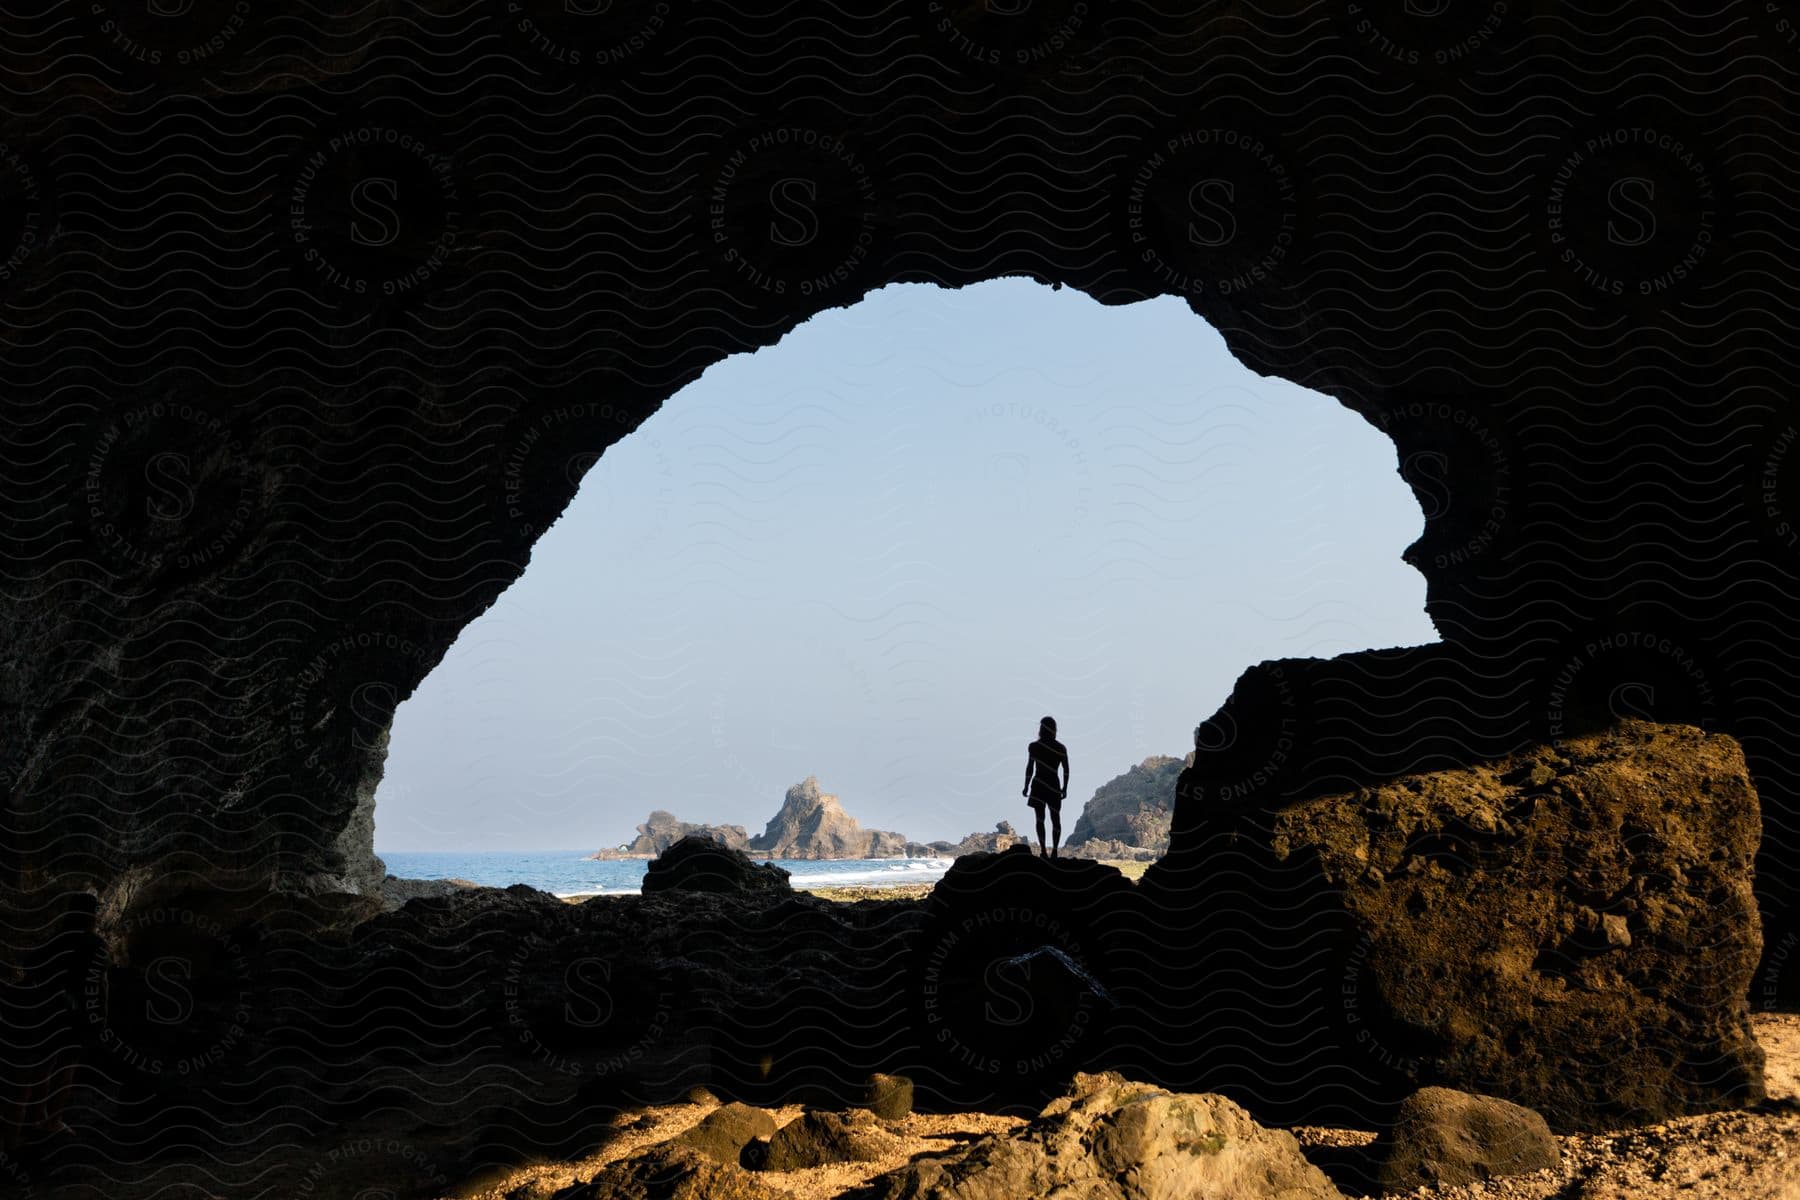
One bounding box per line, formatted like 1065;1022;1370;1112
1296;1012;1800;1200
443;1013;1800;1200
447;1093;1027;1200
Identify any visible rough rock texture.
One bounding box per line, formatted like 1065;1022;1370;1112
641;836;793;896
748;778;912;860
666;1101;777;1166
758;1109;901;1170
1370;1087;1561;1191
1132;720;1766;1132
859;1073;914;1121
1065;755;1190;855
551;1145;793;1200
377;873;480;908
591;812;752;859
5;35;1800;1200
846;1070;1342;1200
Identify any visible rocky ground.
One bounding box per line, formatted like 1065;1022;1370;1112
450;1095;1029;1200
439;1012;1799;1200
1294;1013;1800;1199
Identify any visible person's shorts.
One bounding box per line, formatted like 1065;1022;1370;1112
1027;793;1062;814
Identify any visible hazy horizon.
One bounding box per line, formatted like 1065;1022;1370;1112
373;278;1439;853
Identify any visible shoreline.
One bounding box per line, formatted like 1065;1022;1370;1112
555;858;1152;903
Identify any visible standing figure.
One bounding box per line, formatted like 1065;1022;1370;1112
1021;715;1069;858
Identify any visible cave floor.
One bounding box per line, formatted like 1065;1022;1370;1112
443;1014;1800;1200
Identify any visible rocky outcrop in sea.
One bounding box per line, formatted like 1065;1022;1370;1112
1061;753;1192;859
903;820;1027;858
590;782;1028;860
588;810;752;859
747;776;911;859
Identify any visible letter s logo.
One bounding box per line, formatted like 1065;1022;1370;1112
564;451;601;487
350;178;401;247
1608;681;1656;721
983;955;1036;1026
1194;711;1238;753
1402;449;1454;520
1606;176;1657;247
1187;179;1236;247
145;956;194;1025
767;178;820;247
564;957;614;1028
144;451;196;522
348;681;398;752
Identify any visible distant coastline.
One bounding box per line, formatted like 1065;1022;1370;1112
586;757;1191;863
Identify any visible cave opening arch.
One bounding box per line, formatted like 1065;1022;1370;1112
369;277;1441;874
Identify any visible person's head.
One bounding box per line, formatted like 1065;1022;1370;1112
1039;715;1056;740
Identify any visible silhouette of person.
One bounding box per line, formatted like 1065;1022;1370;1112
1022;715;1069;859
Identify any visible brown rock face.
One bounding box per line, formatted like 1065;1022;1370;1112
1065;755;1189;855
859;1073;914;1121
759;1109;900;1170
1135;719;1766;1131
847;1071;1343;1200
666;1101;778;1166
748;778;910;859
1371;1087;1561;1191
552;1146;793;1200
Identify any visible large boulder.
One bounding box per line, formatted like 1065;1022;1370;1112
905;845;1139;1109
847;1070;1342;1200
1140;718;1767;1131
1370;1087;1560;1191
641;836;793;896
666;1101;778;1166
747;777;911;859
859;1072;914;1121
757;1108;901;1170
551;1145;793;1200
1065;755;1190;854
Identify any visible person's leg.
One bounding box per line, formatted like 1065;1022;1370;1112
1034;806;1047;855
1050;808;1061;858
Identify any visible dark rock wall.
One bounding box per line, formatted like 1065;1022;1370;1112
3;3;1800;996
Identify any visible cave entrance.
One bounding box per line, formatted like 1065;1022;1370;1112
371;278;1438;889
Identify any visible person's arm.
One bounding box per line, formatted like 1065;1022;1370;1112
1023;745;1033;796
1059;746;1069;797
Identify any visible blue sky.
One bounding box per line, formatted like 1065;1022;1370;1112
374;278;1438;852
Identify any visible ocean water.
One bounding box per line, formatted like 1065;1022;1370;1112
378;849;955;898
